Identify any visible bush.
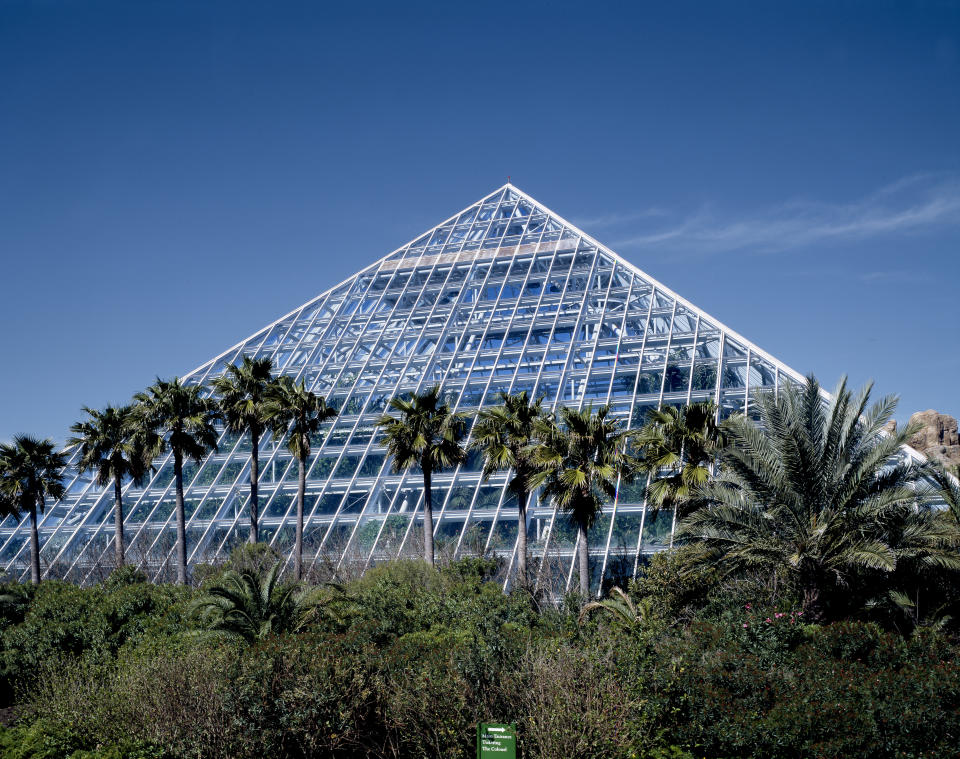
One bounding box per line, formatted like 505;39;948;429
2;558;959;758
0;720;162;759
226;633;381;759
518;639;647;759
100;565;148;590
646;619;960;758
24;635;236;758
0;578;190;707
193;543;282;587
631;546;718;623
0;585;35;631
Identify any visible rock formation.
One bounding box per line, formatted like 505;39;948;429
906;410;960;470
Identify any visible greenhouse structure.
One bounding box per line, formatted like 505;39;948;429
1;184;818;590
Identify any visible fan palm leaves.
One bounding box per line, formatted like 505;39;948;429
530;404;639;598
190;560;324;643
67;404;151;568
376;385;467;567
678;375;960;622
634;401;724;547
212;356;277;545
470;391;544;587
0;436;67;583
263;376;337;580
133;377;220;585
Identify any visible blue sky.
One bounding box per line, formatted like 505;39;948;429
1;0;958;442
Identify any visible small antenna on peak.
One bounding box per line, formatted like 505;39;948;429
507;175;511;184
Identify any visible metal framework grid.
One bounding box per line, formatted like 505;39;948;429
0;184;812;592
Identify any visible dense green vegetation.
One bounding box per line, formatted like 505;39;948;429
1;549;959;759
2;367;959;756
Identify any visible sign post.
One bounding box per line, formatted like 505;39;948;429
476;723;517;759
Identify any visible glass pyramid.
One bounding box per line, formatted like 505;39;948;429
0;184;807;591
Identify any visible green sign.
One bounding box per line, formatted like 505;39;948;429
476;723;516;759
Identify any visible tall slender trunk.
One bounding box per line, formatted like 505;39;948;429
248;427;260;544
577;521;590;599
29;498;41;584
516;489;528;588
295;453;306;580
113;477;125;567
534;504;557;592
668;442;687;550
174;451;187;585
422;466;434;567
802;582;825;624
633;477;651;578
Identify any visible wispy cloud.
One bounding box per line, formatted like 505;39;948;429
606;174;960;255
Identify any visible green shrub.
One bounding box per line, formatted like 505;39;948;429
25;635;234;759
0;721;162;759
226;633;381;758
517;638;649;759
100;565;148;590
0;578;190;707
0;584;36;631
631;546;718;623
193;542;283;587
379;629;475;758
646;620;960;758
2;558;959;759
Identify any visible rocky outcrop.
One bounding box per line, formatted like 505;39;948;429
907;410;960;470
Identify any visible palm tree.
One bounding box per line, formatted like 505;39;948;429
263;376;337;580
67;405;150;568
579;586;655;628
376;385;467;567
531;405;638;598
0;436;67;583
470;390;544;587
678;375;960;623
927;463;960;525
212;356;276;544
190;560;325;643
133;377;219;585
634;401;723;548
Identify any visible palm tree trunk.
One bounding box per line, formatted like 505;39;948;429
113;477;125;567
634;478;651;576
422;467;434;567
248;427;260;544
29;499;41;584
174;451;187;585
802;581;825;624
516;490;528;588
534;506;557;592
577;522;590;598
668;506;677;550
295;453;306;580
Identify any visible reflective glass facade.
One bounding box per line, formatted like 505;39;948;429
0;185;808;591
